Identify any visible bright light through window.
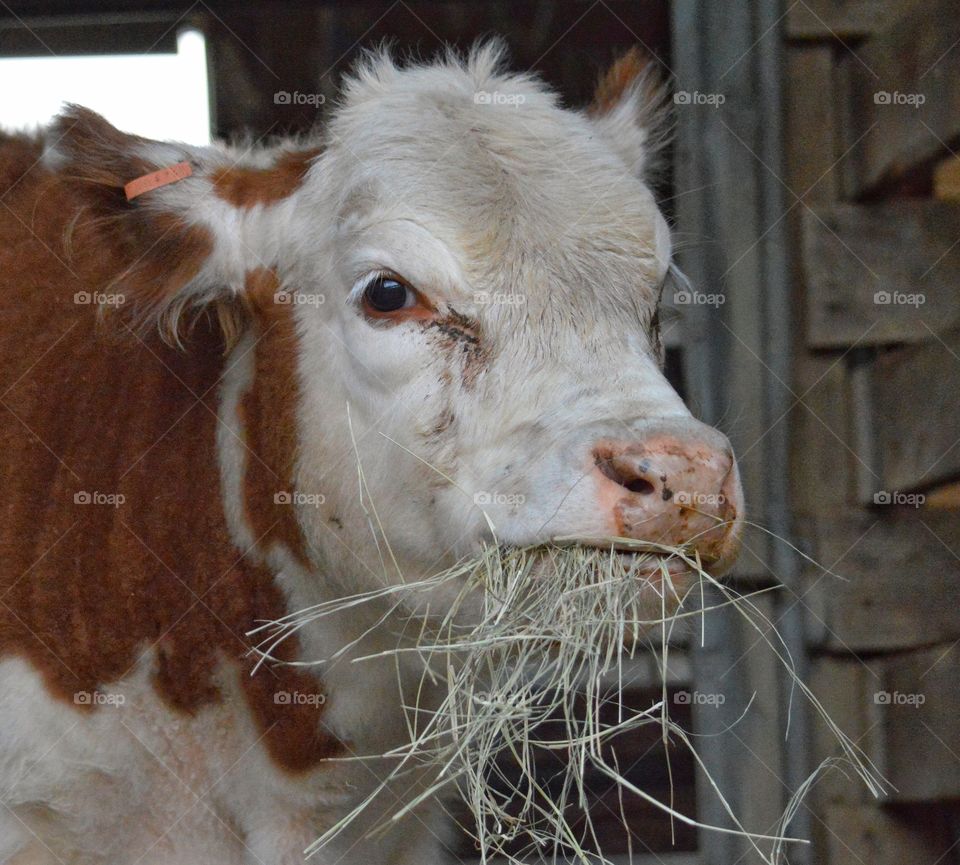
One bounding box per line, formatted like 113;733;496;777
0;28;210;145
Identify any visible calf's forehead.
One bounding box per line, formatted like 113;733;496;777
324;92;671;299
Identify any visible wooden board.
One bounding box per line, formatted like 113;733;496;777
838;0;960;196
804;511;960;652
787;48;857;521
877;645;960;801
786;0;914;40
790;359;858;518
875;326;960;491
802;201;960;347
808;657;883;807
786;46;839;203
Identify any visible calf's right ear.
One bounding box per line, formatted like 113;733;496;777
49;106;318;348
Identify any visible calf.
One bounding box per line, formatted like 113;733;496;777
0;44;741;864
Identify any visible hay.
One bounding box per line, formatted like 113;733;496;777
250;535;885;864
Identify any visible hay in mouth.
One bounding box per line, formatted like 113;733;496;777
250;538;885;864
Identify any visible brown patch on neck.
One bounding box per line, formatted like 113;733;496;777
239;661;340;772
590;46;655;115
236;268;312;568
212;148;320;208
0;149;339;773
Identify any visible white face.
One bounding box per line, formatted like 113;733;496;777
49;48;741;601
281;50;743;593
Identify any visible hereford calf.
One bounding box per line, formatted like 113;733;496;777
0;45;741;864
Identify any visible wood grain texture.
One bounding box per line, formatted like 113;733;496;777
804;511;960;652
802;201;960;347
877;645;960;801
875;326;960;491
838;0;960;196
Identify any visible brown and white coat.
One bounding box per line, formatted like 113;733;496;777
0;45;741;864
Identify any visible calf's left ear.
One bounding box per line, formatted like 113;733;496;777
49;106;318;348
588;47;670;180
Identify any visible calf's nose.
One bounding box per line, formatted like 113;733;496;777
593;426;742;569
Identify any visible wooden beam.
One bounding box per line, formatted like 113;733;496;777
877;645;960;802
804;511;960;652
839;0;960;196
802;201;960;348
786;0;912;41
0;16;179;55
875;326;960;491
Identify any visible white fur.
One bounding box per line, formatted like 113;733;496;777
8;45;741;864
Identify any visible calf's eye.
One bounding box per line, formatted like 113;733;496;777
364;276;414;313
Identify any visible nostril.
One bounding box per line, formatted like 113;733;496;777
594;453;657;497
623;477;655;496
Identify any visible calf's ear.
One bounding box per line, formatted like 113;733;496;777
49;106;318;348
588;47;671;181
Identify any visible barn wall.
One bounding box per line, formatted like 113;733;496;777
784;1;960;861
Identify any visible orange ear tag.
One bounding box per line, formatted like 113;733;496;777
124;161;193;201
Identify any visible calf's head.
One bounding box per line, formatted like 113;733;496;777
52;45;742;606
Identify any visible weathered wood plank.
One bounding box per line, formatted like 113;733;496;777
839;0;960;196
787;46;859;521
791;359;859;518
804;511;960;652
808;657;883;807
786;45;839;202
876;645;960;801
875;326;960;491
786;0;912;40
802;201;960;347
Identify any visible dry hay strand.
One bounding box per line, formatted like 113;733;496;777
250;535;886;864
